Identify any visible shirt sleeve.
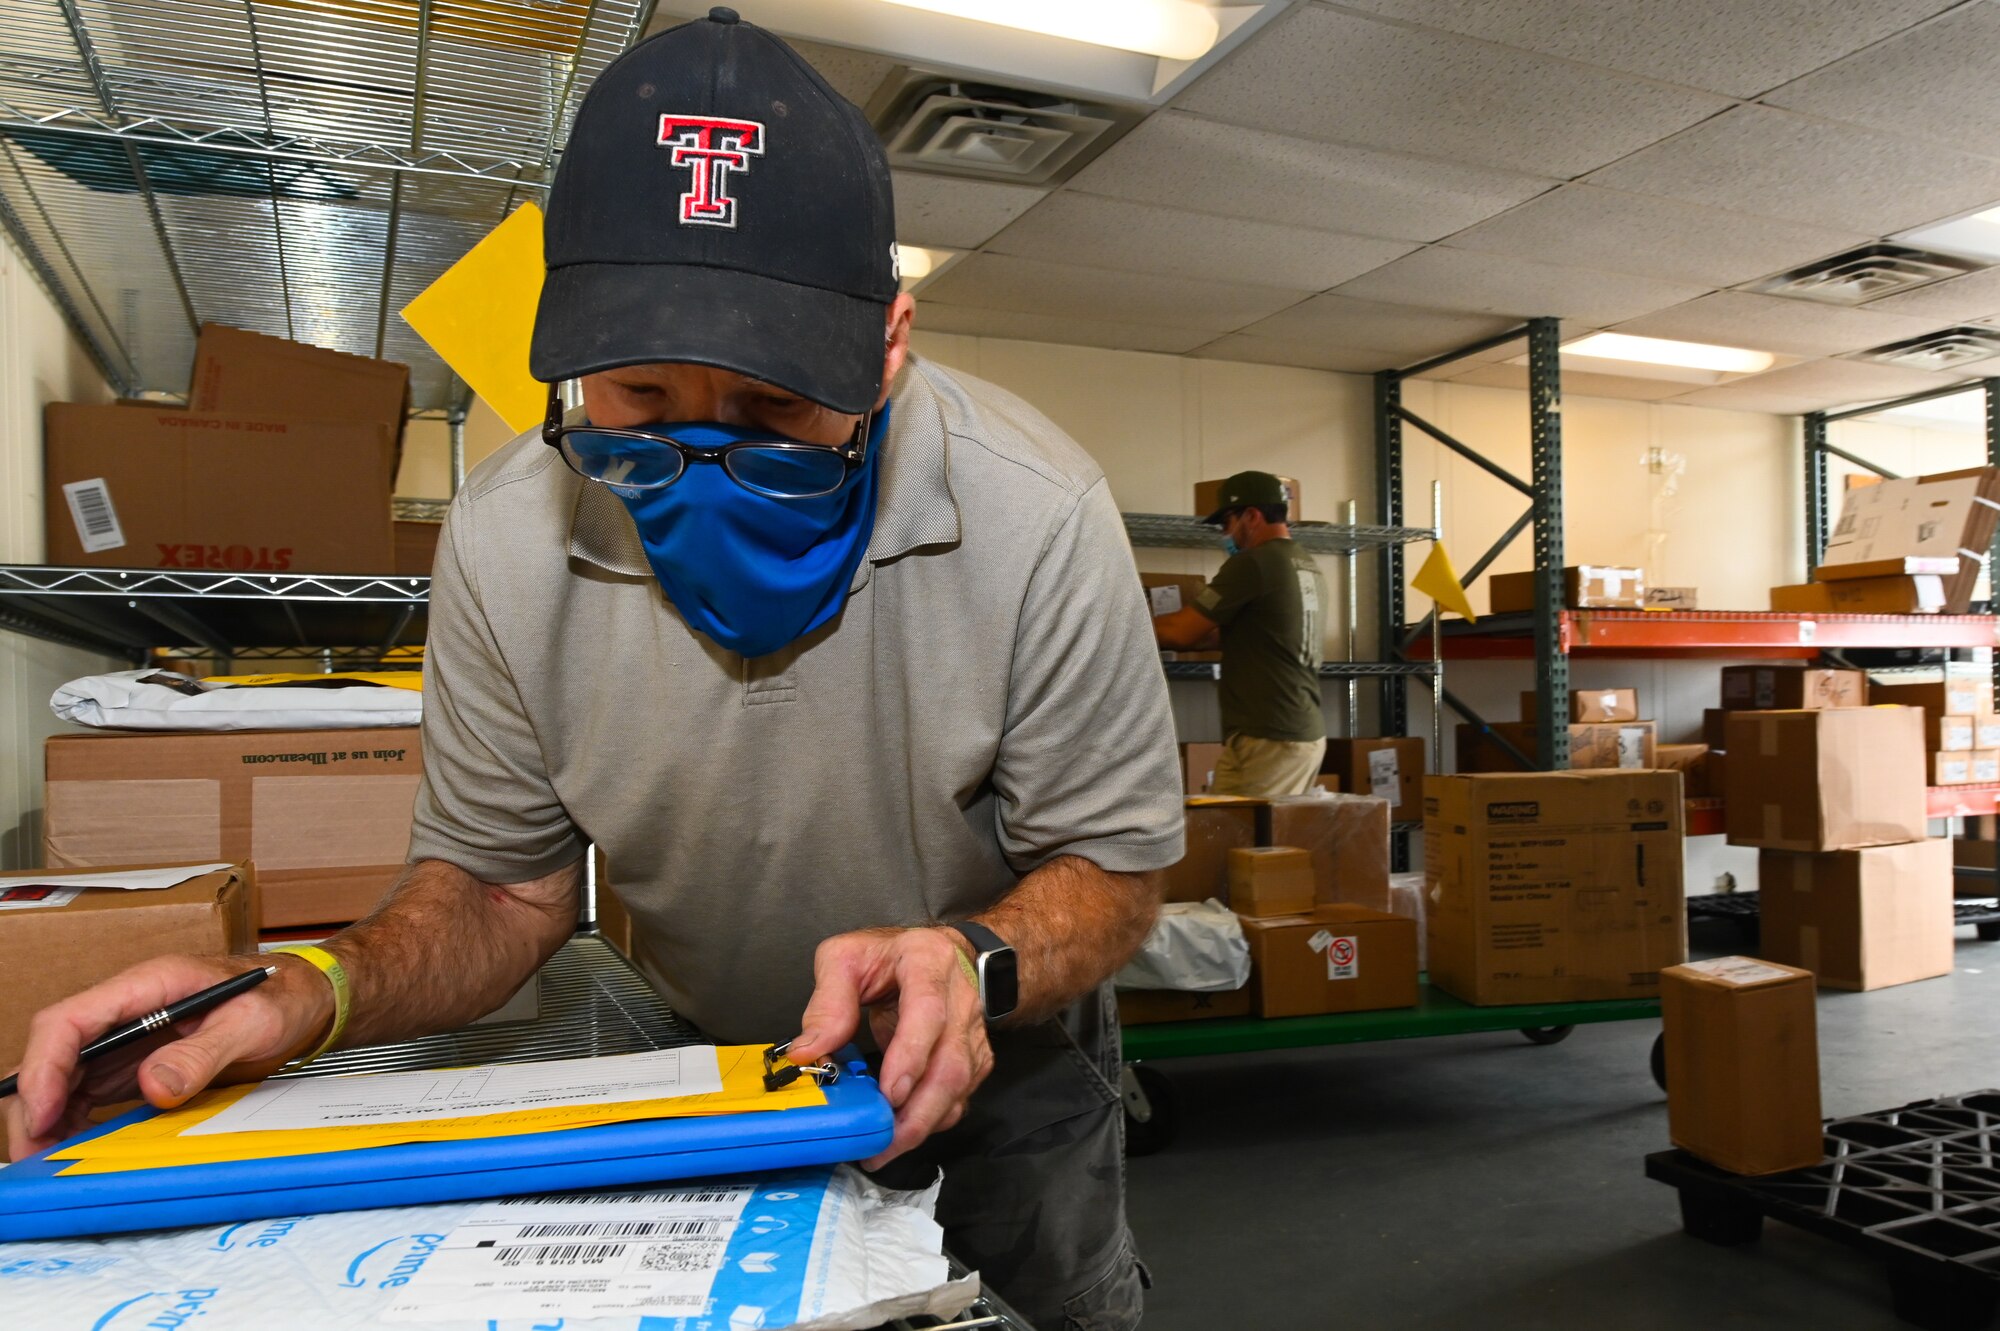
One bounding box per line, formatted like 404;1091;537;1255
1194;549;1264;626
405;498;585;883
991;479;1186;875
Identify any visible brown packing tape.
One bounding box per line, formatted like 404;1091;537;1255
1759;717;1780;758
250;775;424;869
1791;856;1811;894
43;779;223;865
1763;804;1783;845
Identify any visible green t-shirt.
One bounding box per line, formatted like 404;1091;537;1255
1194;538;1329;743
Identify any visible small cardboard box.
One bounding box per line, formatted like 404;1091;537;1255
1977;750;2000;784
394;519;442;577
1656;742;1709;791
1723;708;1926;852
190;323;411;460
1314;774;1342;794
1321;737;1424;815
1819;466;2000;612
1142;572;1210;619
0;863;258;1073
1424;770;1686;1006
1758;840;1954;991
1770;577;1945;615
1871;676;1992;718
1149;797;1260;904
1719;666;1866;711
1227;846;1315;918
1240;905;1418;1018
1661;956;1823;1176
1488;565;1645;612
1456;721;1656;772
44;729;422;929
1519;687;1640;724
1178;742;1227;796
1933;714;1976;753
1116;986;1252;1026
1935;751;1976;786
1646;586;1699;610
1977;716;2000;750
1258;794;1391;913
1194;475;1302;524
1814;555;1960;581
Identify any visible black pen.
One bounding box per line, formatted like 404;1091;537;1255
0;965;276;1100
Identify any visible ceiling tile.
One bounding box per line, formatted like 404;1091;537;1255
1612;290;1951;356
1670;357;1972;412
985;193;1417;292
1666;384;1833;414
918;253;1306;332
1442;363;1697;401
912;304;1216;355
1765;4;2000;150
1584;105;2000;236
774;36;900;109
1332;247;1710;325
1174;4;1730;178
1443;184;1869;287
1065;111;1556;243
892;172;1046;251
1235;293;1520;363
1334;0;1958;98
1190;335;1404;374
1863;267;2000;323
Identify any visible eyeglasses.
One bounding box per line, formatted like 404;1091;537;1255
542;386;871;500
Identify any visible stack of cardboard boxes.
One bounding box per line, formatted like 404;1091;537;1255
1768;467;2000;616
1457;685;1658;773
1700;665;1870;819
1871;672;2000;787
1487;564;1646;614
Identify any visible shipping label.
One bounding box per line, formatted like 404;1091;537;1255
63;478;125;553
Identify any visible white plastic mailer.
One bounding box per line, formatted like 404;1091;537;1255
52;669;422;731
1114;898;1251;992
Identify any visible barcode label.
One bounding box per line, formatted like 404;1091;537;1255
500;1187;744;1206
494;1243;628;1267
515;1219;723;1241
63;479;125;553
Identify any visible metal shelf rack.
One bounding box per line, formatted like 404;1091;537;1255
1436;609;2000;659
1122;511;1436;556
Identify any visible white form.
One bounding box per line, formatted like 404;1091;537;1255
0;863;233;892
184;1046;724;1135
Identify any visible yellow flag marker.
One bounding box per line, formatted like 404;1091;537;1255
1413;542;1478;623
401;201;547;434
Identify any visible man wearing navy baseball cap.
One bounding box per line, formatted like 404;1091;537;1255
9;9;1182;1326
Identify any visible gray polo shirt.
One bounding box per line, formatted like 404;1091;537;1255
407;355;1185;1043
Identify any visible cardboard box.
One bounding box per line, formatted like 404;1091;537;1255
1814;555;1960;581
1150;797;1260;904
1719;666;1866;711
1978;750;2000;784
1661;956;1823;1176
1314;774;1342;795
1656;743;1708;792
395;519;442;577
1758;840;1954;991
1519;687;1640;724
1258;795;1391;913
1702;708;1730;751
1646;586;1699;610
1424;770;1686;1005
1321;737;1424;815
44;729;422;929
1819;466;2000;613
1871;676;1992;718
0;863;258;1073
1239;905;1418;1018
44;404;397;573
1194;475;1302;524
1141;572;1210;619
1770;577;1946;615
1227;846;1315;918
1178;742;1226;796
1700;751;1727;801
1980;717;2000;751
1456;721;1657;772
190;324;411;459
1116;986;1252;1026
1932;714;1976;753
1934;750;1975;786
1488;565;1645;613
1722;708;1926;852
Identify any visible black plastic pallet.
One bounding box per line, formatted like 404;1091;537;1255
1649;1092;2000;1330
1686;892;2000;941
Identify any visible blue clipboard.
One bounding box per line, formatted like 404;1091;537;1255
0;1055;892;1242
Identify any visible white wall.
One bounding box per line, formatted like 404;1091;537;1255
0;232;118;868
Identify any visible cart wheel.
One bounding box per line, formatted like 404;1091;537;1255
1121;1063;1178;1158
1978;922;2000;942
1678;1189;1762;1247
1651;1033;1668;1092
1520;1025;1573;1045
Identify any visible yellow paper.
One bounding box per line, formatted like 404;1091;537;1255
400;202;547;433
202;670;424;692
1412;541;1479;624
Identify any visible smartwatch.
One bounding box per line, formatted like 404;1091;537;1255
949;920;1020;1022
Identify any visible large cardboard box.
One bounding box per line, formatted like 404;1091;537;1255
44;729;421;929
1758;840;1954;991
1194;476;1302;524
1149;797;1260;904
0;863;258;1072
190;324;411;459
1719;666;1865;711
1142;572;1210;619
1321;737;1425;816
1871;676;1992;718
1258;795;1391;913
1227;846;1315;918
1488;565;1645;612
1424;770;1687;1005
1456;721;1656;772
1656;743;1709;793
1178;741;1226;796
1661;956;1823;1176
394;519;442;577
1239;905;1418;1018
1818;466;2000;612
45;404;395;573
1722;708;1926;852
1770;577;1945;615
1116;986;1252;1026
1520;687;1640;724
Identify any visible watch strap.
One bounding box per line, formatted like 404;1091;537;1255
949;919;1010;957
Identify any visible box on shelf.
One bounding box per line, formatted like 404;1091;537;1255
0;863;257;1072
1258;794;1391;913
1116;986;1253;1026
1149;797;1260;904
1488;565;1646;613
1240;904;1418;1018
1817;466;2000;613
1933;751;1976;786
1769;577;1945;615
1424;770;1686;1006
1141;572;1210;619
1931;715;1976;754
1227;846;1315;918
1814;555;1960;581
44;729;421;930
1456;721;1656;773
1702;708;1730;752
1519;687;1639;724
1194;476;1302;524
1178;742;1227;796
1719;666;1865;711
1870;676;1992;718
1757;840;1953;991
1645;586;1699;611
1700;751;1727;801
1723;708;1925;852
44;404;396;573
1978;751;2000;784
1661;956;1823;1176
394;519;442;577
190;323;411;460
1656;743;1708;793
1321;737;1424;816
1957;838;1998;870
1314;774;1342;795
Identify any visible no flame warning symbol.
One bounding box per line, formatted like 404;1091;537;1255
1328;936;1358;981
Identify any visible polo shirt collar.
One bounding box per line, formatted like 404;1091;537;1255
567;356;959;578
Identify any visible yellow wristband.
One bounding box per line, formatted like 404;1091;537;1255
270;944;350;1067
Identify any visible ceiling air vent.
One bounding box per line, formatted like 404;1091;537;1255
870;75;1137;186
1750;244;1983;305
1849;325;2000;372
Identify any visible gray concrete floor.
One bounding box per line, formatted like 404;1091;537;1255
1125;921;2000;1330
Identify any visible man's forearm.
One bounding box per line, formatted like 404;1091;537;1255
968;854;1158;1024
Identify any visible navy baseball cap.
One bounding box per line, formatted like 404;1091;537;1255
530;7;898;415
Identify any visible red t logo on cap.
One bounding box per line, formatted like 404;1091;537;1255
656;116;766;228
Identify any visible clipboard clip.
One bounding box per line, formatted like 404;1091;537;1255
762;1040;840;1093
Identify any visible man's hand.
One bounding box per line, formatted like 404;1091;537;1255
4;953;333;1162
790;926;992;1171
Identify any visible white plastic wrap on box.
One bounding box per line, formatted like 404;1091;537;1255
1114;899;1251;992
1390;872;1428;973
52;669;421;731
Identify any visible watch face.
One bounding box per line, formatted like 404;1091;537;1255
979;948;1020;1019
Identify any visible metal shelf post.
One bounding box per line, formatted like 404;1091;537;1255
1804;411;1829;573
1527;317;1569;769
1375;370;1407;740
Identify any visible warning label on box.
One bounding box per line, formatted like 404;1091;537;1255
1327;936;1358;980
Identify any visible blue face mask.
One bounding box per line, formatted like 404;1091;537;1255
1222;536;1241;557
611;405;889;659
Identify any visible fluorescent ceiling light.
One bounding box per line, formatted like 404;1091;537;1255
1899;203;2000;265
876;0;1222;61
895;242;960;291
1563;332;1776;375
